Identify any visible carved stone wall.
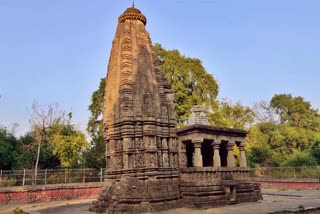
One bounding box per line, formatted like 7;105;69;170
180;168;259;208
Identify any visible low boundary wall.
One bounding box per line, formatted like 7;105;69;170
1;179;320;205
0;182;103;205
252;178;320;190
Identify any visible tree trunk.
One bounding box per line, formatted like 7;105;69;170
34;135;42;185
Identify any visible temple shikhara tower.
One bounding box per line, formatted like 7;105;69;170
90;6;180;213
91;6;261;213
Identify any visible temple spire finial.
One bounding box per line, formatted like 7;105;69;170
132;0;135;7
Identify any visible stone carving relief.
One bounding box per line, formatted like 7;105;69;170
123;138;131;151
144;136;156;150
145;153;158;168
144;92;153;117
135;153;144;168
162;153;169;167
162;138;168;149
135;137;143;149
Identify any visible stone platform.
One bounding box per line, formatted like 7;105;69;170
180;167;262;208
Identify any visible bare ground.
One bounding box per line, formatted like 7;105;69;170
1;190;320;214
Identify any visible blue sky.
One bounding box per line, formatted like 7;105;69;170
0;0;319;136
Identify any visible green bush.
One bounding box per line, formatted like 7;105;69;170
247;145;273;167
284;151;317;167
310;141;320;164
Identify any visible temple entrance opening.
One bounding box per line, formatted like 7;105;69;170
185;141;195;167
219;141;228;167
201;140;213;167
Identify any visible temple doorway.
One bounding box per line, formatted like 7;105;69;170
220;141;228;167
201;140;213;167
185;141;195;167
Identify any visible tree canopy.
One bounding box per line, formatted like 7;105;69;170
51;123;88;168
154;44;219;124
0;126;18;170
209;100;254;130
247;94;320;167
0;103;89;171
270;94;320;131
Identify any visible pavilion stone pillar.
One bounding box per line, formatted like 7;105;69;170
213;141;221;167
239;142;247;167
227;141;236;167
193;140;203;167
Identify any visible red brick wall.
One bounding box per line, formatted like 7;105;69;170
0;183;103;205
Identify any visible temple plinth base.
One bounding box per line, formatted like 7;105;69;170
90;175;181;213
179;167;261;209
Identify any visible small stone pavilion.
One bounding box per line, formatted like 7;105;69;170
179;105;248;169
90;6;261;213
177;106;260;208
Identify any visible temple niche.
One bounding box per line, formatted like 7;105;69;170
90;6;262;213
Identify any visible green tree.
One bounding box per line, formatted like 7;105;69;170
248;94;320;166
87;78;105;138
154;44;219;124
15;132;36;169
270;94;320;131
247;145;273;167
279;125;315;153
85;78;106;168
16;132;60;169
0;126;18;169
209;100;254;130
84;134;105;169
0;127;61;170
309;140;320;164
51;124;88;168
284;150;317;167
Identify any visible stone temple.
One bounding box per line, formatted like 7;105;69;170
90;6;262;213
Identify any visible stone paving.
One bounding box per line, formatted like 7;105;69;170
1;190;319;214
